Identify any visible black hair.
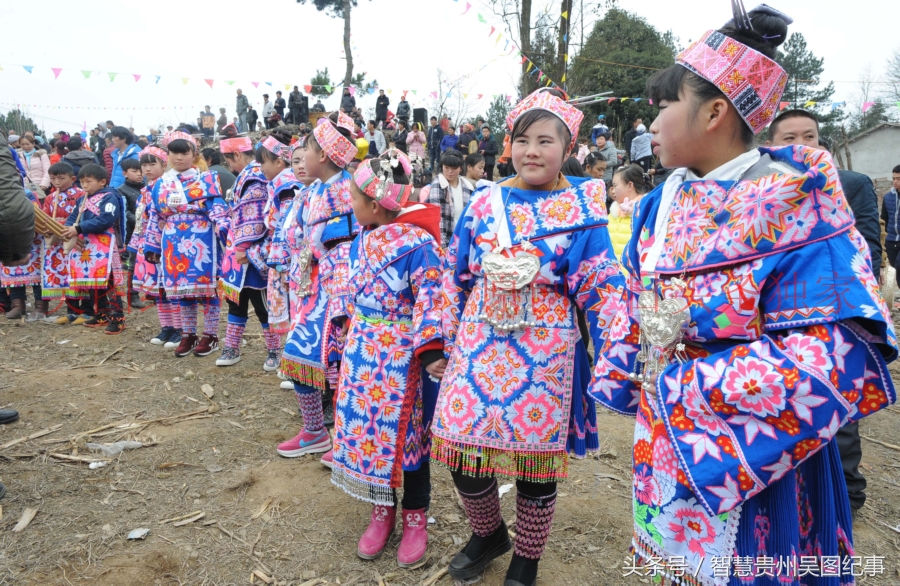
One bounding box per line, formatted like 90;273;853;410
105;120;114;126
893;165;900;175
768;109;819;140
398;120;408;130
614;164;653;194
166;139;195;155
139;153;165;165
49;162;76;177
561;156;586;177
510;111;571;156
465;152;485;170
647;8;790;145
255;128;292;165
78;163;109;182
136;137;149;149
110;126;134;144
66;136;83;151
595;131;610;142
584;153;607;169
55;141;68;156
49;138;58;148
201;148;223;166
367;120;376;127
430;116;437;121
120;158;142;172
818;137;831;151
263;93;269;98
441;149;465;170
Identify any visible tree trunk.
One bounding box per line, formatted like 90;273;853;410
841;125;853;171
520;0;533;96
556;0;571;89
342;0;353;87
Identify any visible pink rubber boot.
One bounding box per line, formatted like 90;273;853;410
357;505;396;560
397;508;428;568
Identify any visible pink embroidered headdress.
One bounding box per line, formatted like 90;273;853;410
313;119;358;169
220;137;253;154
353;149;413;211
162;131;196;149
140;145;168;163
676;3;791;135
261;136;291;162
506;88;584;150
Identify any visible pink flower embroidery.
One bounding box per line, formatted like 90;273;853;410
633;470;660;505
781;333;833;373
439;380;485;435
504;385;563;444
653;497;725;559
508;203;537;239
537;189;583;229
721;357;786;417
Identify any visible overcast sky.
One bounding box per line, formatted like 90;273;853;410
0;0;895;135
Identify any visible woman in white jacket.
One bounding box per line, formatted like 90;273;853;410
629;123;653;173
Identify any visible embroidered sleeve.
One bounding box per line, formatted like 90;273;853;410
267;202;294;269
231;182;269;247
322;240;352;322
654;321;895;518
441;218;475;359
143;185;163;255
563;225;626;357
410;241;446;352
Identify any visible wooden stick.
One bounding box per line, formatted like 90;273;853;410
421;567;447;586
159;510;204;525
173;512;206;527
861;435;900;452
98;346;124;366
0;424;63;450
48;453;109;463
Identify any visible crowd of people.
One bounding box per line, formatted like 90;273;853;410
2;2;900;583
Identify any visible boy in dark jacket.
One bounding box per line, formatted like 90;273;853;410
62;164;127;334
116;159;147;309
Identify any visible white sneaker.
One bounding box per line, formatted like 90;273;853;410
280;380;294;390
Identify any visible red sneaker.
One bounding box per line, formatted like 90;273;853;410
276;428;331;458
173;334;199;358
193;334;219;357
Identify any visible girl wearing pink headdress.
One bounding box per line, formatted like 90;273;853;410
129;146;183;347
143;132;224;358
432;88;624;586
276;112;359;464
331;148;445;568
591;3;896;584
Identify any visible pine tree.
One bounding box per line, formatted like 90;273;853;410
777;33;843;140
0;109;44;138
483;96;512;144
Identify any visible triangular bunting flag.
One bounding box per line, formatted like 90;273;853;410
205;79;214;88
862;101;875;113
285;84;291;91
304;85;312;93
133;74;141;82
387;89;392;94
367;87;375;94
526;62;534;73
608;98;616;104
349;87;356;96
82;70;92;79
489;26;495;36
265;82;272;86
325;84;332;93
108;72;117;81
251;81;259;88
621;97;629;102
464;93;469;99
51;68;63;79
411;90;417;95
495;34;502;46
779;101;789;111
477;13;486;23
561;10;568;18
430;91;438;99
561;73;566;82
633;98;642;103
649;99;654;105
462;2;471;14
226;80;236;85
520;55;528;64
22;66;33;74
182;78;189;85
803;100;816;108
477;94;483;99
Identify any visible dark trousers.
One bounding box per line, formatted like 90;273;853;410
226;288;269;323
429;149;441;171
837;421;866;510
94;276;123;318
66;297;93;315
886;241;900;288
383;462;431;511
0;287;9;311
484;163;495;181
9;284;41;302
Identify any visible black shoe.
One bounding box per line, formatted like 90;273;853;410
322;401;335;428
448;521;512;581
104;317;126;335
0;409;19;424
131;294;148;310
505;554;539;586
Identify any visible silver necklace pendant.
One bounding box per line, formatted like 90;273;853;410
630;282;691;385
294;241;313;298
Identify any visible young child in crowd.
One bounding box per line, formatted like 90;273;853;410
331;148;445;569
62;163;127;334
129;146;181;346
43;162;92;324
463;152;485;185
117;158;146;309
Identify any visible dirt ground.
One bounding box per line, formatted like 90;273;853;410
1;303;900;586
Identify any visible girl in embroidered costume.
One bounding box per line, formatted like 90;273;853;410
129;146;183;347
42;162;92;324
331;149;445;567
143;132;224;357
210;130;284;369
432;89;624;586
1;187;44;321
590;4;898;585
265;138;311;392
61;164;127;334
275;112;359;464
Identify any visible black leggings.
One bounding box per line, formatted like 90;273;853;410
484;164;495;181
226;288;268;323
384;462;431;511
451;466;556;500
9;285;41;302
